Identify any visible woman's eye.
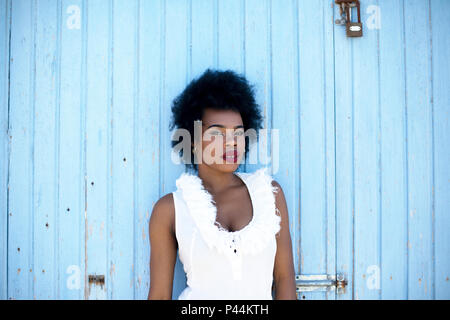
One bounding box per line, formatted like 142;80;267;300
211;131;224;136
209;130;244;137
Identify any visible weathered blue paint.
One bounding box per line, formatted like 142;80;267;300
1;0;449;300
0;0;9;300
378;0;408;299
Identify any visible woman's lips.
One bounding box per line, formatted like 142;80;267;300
222;150;238;162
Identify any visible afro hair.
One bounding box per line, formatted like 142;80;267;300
169;69;264;172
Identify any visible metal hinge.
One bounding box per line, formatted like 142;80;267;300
296;273;347;295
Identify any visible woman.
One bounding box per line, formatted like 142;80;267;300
148;69;296;300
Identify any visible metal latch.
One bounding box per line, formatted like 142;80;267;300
335;0;363;37
296;274;347;296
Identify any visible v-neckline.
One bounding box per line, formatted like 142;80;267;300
198;171;255;234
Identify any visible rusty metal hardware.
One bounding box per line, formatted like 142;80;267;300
336;273;347;293
88;274;105;286
335;0;363;37
296;273;347;296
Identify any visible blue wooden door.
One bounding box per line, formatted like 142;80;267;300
1;0;449;300
333;0;450;299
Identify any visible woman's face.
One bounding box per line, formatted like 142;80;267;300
193;108;246;173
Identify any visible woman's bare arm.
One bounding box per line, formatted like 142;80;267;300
147;193;178;300
272;180;297;300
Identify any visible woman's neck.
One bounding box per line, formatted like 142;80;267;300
197;166;240;194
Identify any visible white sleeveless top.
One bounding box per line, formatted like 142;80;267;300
172;167;281;300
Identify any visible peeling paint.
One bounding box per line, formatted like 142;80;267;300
99;221;104;239
88;223;93;239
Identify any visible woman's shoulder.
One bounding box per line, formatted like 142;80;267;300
271;179;282;193
150;193;175;235
153;193;175;211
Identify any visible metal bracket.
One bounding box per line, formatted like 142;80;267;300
88;274;105;288
296;273;347;296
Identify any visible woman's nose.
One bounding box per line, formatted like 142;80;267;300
225;130;237;146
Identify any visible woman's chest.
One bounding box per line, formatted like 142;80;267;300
212;186;254;232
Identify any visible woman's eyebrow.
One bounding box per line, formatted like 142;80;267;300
205;124;244;129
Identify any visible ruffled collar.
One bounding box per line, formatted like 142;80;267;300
175;167;281;256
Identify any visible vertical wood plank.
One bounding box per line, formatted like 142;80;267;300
33;0;58;299
85;0;110;300
163;0;189;300
108;0;137;300
135;0;162;300
297;0;330;300
334;0;355;300
244;0;271;174
379;0;408;299
352;0;381;300
191;0;214;77
323;0;337;301
59;0;85;300
270;0;300;286
217;0;244;72
404;0;434;299
8;0;34;299
0;0;11;300
430;0;450;300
